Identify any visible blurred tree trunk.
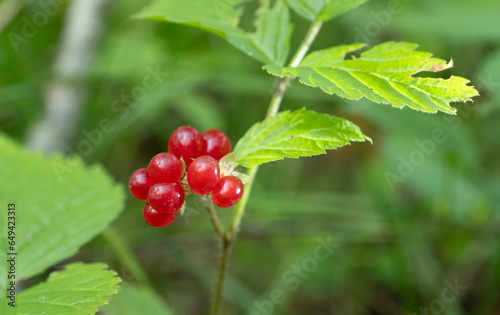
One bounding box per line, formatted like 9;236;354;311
26;0;111;153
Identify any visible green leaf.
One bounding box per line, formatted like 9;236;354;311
135;0;293;66
0;135;124;290
285;0;369;21
233;108;371;167
249;0;293;66
17;263;120;315
102;284;175;315
0;301;15;315
264;42;479;114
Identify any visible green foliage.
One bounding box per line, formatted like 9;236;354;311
17;263;120;315
388;0;500;43
1;0;496;314
285;0;369;21
135;0;293;65
103;284;175;315
477;48;500;113
233;108;371;167
265;42;479;114
0;135;124;289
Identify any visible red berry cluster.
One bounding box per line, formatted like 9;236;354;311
129;127;244;227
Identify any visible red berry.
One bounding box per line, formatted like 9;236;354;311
187;155;220;195
211;176;243;208
129;168;154;200
201;129;231;160
148;152;183;183
168;126;202;166
148;182;185;213
143;203;178;227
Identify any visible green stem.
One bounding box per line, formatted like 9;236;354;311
289;20;323;68
227;164;259;241
266;20;323;118
102;227;153;289
201;196;227;240
210;19;324;315
211;238;230;315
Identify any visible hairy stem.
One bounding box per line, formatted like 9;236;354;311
227;164;259;241
211;238;231;315
210;19;324;315
266;20;323;118
201;196;227;240
289;20;323;68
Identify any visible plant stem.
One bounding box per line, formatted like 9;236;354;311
289;20;323;68
201;196;227;240
102;227;153;289
210;19;324;315
211;238;230;315
227;164;259;241
266;20;323;118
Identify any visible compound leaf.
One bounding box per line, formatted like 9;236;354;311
264;41;479;114
135;0;293;66
234;108;371;167
285;0;369;21
0;135;124;291
17;263;120;315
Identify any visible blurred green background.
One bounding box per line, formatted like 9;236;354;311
1;0;499;314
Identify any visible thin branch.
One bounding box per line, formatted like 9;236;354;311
227;165;259;241
230;19;324;241
200;196;227;240
101;227;153;290
211;238;230;315
289;20;323;68
210;19;324;315
265;20;323;118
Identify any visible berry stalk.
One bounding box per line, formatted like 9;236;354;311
200;196;226;240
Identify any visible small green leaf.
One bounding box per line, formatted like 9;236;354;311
264;42;479;114
233;108;371;167
286;0;369;21
102;284;175;315
135;0;293;66
17;263;120;315
0;135;124;290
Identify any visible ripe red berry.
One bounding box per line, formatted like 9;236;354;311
211;176;243;208
201;129;231;160
129;168;154;200
143;203;178;227
148;152;183;183
187;155;220;195
168;126;202;166
148;182;185;213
